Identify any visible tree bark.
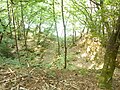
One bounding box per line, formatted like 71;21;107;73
11;5;20;62
37;17;42;44
7;0;12;38
101;15;120;89
61;0;67;69
20;1;27;50
53;0;60;55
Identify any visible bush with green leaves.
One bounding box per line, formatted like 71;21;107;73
0;41;13;58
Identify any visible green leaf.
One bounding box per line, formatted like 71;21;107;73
35;0;45;2
0;26;4;33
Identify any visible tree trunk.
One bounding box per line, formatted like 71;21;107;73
101;15;120;89
61;0;67;69
72;28;75;45
7;0;12;38
37;17;42;44
11;5;20;63
53;0;60;55
20;1;27;50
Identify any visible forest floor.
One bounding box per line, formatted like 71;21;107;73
0;34;120;90
0;67;120;90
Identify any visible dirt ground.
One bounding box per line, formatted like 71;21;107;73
0;66;120;90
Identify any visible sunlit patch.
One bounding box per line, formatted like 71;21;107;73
87;46;91;53
96;64;104;70
81;53;88;58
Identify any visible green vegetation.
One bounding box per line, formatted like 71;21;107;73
0;0;120;89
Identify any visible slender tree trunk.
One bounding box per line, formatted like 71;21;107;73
72;16;75;45
17;20;21;40
72;28;75;45
72;29;77;44
61;0;67;69
53;0;60;55
26;21;30;37
37;17;42;44
11;5;20;62
7;0;12;38
100;0;105;37
0;34;3;44
74;31;76;41
101;15;120;89
0;19;5;44
20;1;27;50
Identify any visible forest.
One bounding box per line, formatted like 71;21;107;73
0;0;120;90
